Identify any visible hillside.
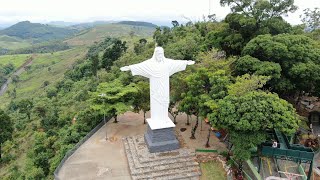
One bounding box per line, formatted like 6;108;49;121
70;21;115;30
0;54;31;68
117;21;158;28
0;21;78;42
65;23;155;46
0;35;31;52
0;48;86;107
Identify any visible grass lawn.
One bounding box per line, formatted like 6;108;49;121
0;54;31;68
200;161;227;180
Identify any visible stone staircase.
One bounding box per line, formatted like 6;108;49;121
123;135;201;180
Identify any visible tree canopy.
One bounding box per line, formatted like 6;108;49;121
240;34;320;96
206;74;300;164
220;0;297;21
0;110;13;159
301;8;320;31
89;80;138;123
210;91;299;133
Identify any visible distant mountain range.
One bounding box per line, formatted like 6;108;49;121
0;21;159;42
0;20;164;30
117;21;158;28
70;21;117;30
0;20;158;52
0;21;78;42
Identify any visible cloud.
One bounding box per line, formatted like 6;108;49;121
0;0;318;25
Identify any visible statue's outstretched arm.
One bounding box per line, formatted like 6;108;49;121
186;60;195;65
120;66;130;71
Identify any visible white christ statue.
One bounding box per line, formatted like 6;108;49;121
120;47;194;130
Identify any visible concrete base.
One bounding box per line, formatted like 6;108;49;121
144;123;179;153
123;135;201;180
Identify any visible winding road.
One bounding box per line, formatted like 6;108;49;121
0;54;35;96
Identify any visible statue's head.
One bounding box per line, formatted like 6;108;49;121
153;47;165;62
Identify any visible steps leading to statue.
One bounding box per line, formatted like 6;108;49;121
125;136;196;167
123;135;201;180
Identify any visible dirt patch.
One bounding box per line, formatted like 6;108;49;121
196;153;221;163
180;128;187;132
175;116;228;152
108;136;118;142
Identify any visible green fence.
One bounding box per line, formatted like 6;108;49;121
195;149;218;153
246;159;262;180
261;146;314;162
298;164;308;180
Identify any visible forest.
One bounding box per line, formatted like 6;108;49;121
0;0;320;179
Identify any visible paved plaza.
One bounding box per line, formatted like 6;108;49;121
57;112;226;179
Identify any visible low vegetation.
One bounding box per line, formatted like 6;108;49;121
200;161;226;180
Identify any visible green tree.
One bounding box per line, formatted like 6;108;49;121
301;8;320;31
132;81;150;124
227;74;270;96
17;99;33;120
33;100;49;118
30;132;55;176
11;88;17;98
12;75;19;84
134;39;148;54
89;80;138;123
180;69;231;139
210;0;297;56
171;20;180;27
24;165;45;179
234;55;281;80
46;86;58;98
241;34;320;97
3;63;14;74
0;110;13;159
168;101;180;124
153;27;172;46
102;40;127;70
41;108;59;131
211;13;292;56
170;73;188;124
42;80;50;87
90;54;99;77
209;91;299;168
220;0;297;21
179;69;209;139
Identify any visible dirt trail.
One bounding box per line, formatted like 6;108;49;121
0;54;36;96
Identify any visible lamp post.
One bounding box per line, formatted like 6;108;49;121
98;93;108;141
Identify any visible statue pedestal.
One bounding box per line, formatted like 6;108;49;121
144;118;180;153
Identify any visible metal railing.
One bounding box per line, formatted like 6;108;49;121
53;118;110;180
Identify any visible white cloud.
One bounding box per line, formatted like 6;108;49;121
0;0;318;25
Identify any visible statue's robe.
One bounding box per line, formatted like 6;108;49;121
129;58;188;121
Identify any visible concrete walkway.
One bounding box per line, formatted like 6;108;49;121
57;112;146;180
57;112;226;180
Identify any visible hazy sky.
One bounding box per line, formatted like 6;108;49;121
0;0;319;25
